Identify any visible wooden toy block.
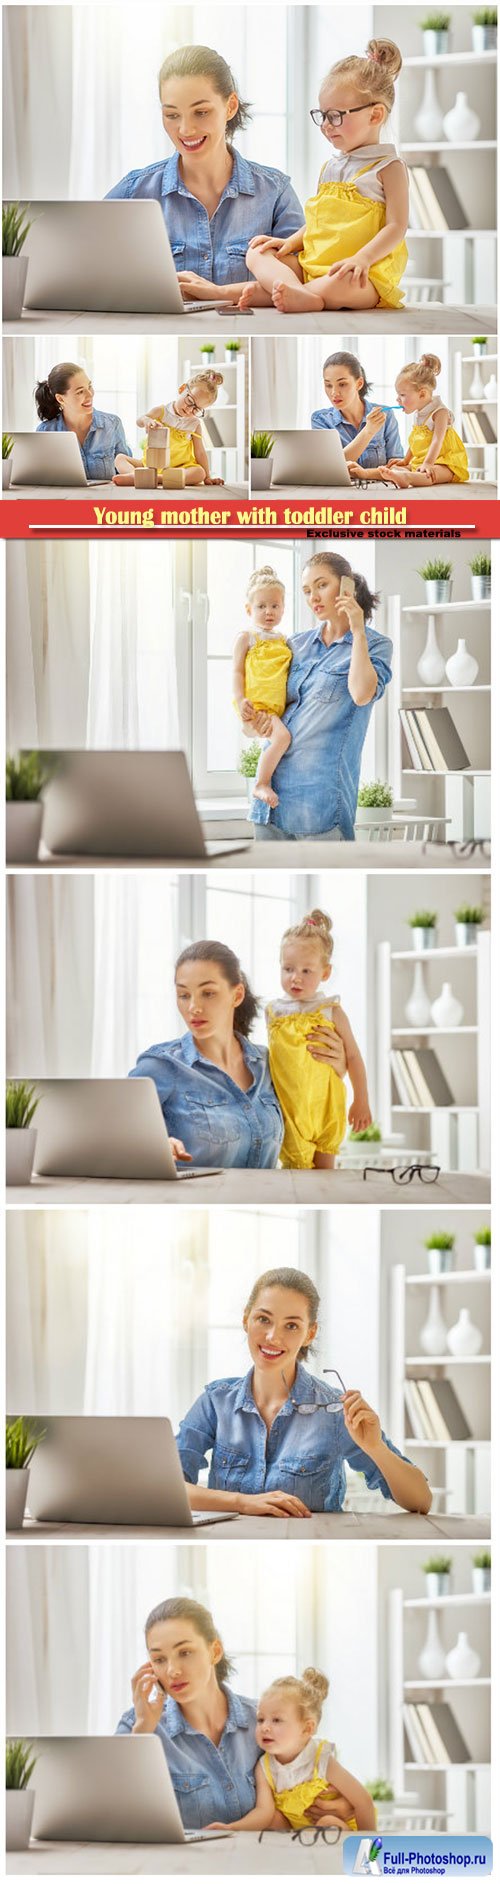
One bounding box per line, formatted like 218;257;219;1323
160;467;187;488
134;466;158;489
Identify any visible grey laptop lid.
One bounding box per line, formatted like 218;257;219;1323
31;1735;187;1843
26;1416;197;1526
271;429;352;487
31;1077;183;1180
10;431;92;488
17;201;227;315
38;750;251;859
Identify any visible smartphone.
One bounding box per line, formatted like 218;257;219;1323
339;576;355;598
217;306;254;317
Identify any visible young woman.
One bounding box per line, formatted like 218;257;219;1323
311;351;403;473
35;363;131;480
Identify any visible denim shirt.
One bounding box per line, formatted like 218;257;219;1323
311;400;403;470
249;624;393;840
129;1030;283;1168
106;148;303;284
176;1361;411;1512
36;408;131;479
116;1685;257;1829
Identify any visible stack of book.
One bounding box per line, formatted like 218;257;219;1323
403;1702;471;1767
408;167;468;233
399;707;470;773
391;1048;454;1109
462;409;497;448
404;1377;471;1443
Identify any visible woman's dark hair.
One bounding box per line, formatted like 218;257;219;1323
175;940;258;1038
34;362;82;423
303;552;379;625
158;45;251;141
244;1267;320;1361
323;351;372;401
145;1598;234;1689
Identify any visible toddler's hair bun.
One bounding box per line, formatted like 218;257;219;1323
257;564;279;579
421;353;441;377
366;37;402;80
302;1667;330;1704
308;909;333;938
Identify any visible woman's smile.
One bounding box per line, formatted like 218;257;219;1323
178;133;208;152
259;1342;286;1360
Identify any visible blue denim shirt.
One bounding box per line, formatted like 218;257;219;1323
116;1685;257;1829
249;624;393;840
129;1031;283;1168
106;148;303;284
36;408;131;479
176;1361;411;1512
311;400;403;470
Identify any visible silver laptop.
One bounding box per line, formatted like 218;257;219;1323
37;750;252;859
31;1736;230;1843
17;201;229;315
24;1416;235;1528
29;1077;221;1181
270;429;352;487
10;432;109;488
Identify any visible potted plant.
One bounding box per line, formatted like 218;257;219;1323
200;342;216;359
6;1079;39;1187
365;1779;395;1830
238;739;261;801
423;1555;452;1598
472;8;497;50
356;780;393;832
454;903;484;947
421;12;451;53
469;552;491;601
418;557;453;606
2;431;14;490
408;909;438;952
473;1225;491;1271
6;1740;37;1852
2;202;33;321
472;336;488;358
251;430;275;491
224;339;241;365
6;751;47;863
6;1416;44;1532
472;1550;491;1594
424;1230;455;1275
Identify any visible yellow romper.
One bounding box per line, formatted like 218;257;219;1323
266;996;347;1170
244;635;292;717
141;403;202;470
408;397;469;483
299;150;408;309
262;1738;357;1833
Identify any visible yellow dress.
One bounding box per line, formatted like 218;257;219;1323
244;636;292;717
266;998;347;1170
141;405;200;470
408;414;469;483
299;161;407;309
262;1739;357;1833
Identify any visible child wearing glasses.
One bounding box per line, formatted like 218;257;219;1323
356;354;470;488
233;564;292;808
114;370;225;485
266;909;372;1170
239;39;408;315
208;1670;376;1833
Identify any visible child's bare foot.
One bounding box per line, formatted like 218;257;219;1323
253;783;279;807
238;282;273;309
272;280;324;314
113;473;135;485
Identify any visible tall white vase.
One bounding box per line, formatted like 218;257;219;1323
418;1608;447;1679
419;1284;448;1356
405;960;432;1027
415;69;445;142
417;617;446;685
469;363;485;401
445;639;479;687
443;92;480;142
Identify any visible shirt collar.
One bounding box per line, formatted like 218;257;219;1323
234;1359;334;1416
165;1684;248;1738
180;1030;261;1069
310;621;352;649
161;146;253;200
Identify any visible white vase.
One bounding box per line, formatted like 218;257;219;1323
418;1608;447;1679
483;373;498;401
415;69;445;142
469;364;485;401
445;639;479;688
445;1631;480;1680
405;960;432;1027
446;1307;482;1357
6;1790;35;1853
443;92;480;143
430;981;464;1028
6;1468;30;1532
417;617;446;685
419;1284;448;1356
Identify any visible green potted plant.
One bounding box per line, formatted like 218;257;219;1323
2;202;33;321
454;902;484;947
469;552;491;601
348;1123;382;1142
2;431;14;491
472;1550;491;1594
251;430;275;491
421;12;451;52
6;1740;37;1852
6;1080;39;1187
422;1555;452;1598
473;1225;491;1271
408;909;438;952
223;338;241;365
472;335;488;357
424;1229;455;1276
6;751;48;863
472;8;497;51
200;342;215;359
6;1416;44;1532
365;1778;395;1830
356;780;393;833
238;739;261;802
418;557;453;606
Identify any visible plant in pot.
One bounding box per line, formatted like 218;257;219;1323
356;780;393;832
238;739;261;801
472;1550;491;1594
472;8;497;50
408;909;438;952
473;1225;491;1271
454;903;484;947
199;342;215;358
2;430;14;490
422;1555;452;1598
6;1416;44;1533
6;1079;39;1187
469;552;491;601
224;338;240;364
424;1230;455;1275
251;429;275;491
6;751;48;863
418;557;453;607
365;1778;394;1830
2;201;33;322
6;1740;37;1853
420;12;451;53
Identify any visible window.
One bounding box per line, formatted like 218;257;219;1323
206;1208;319;1380
203;873;308;1043
187;1544;316;1701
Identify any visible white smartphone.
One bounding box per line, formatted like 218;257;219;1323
339;575;355;598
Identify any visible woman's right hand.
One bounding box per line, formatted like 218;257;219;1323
169;1137;192;1164
236;1490;311;1518
131;1663;166;1733
361;406;386;439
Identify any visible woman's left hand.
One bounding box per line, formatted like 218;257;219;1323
305;1025;347;1076
332;592;365;636
178;271;239;303
307;1791;348;1825
341;1389;382;1456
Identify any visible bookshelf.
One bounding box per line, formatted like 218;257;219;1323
376;928;491;1174
388;1583;491;1833
385;27;496;305
454;345;497;484
182;351;247;484
388;1263;491;1517
386;593;491;842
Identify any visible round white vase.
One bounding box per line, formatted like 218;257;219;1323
415;69;445;142
483;373;498;401
417;618;446;685
419;1284;448;1356
446;1307;482;1357
443;92;480;143
405;960;432;1026
418;1608;447;1679
430;981;464;1028
445;1631;480;1680
445;639;479;687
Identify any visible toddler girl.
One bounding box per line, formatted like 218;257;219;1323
209;1669;376;1833
233;566;292;808
239;39;408;314
375;353;469;487
114;371;225;486
266;909;371;1171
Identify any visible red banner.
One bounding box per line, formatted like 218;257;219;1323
1;496;499;539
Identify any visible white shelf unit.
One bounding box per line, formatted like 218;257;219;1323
389;41;496;305
389;1263;491;1516
388;1586;491;1834
386;593;491;841
454;345;497;484
376;929;491;1174
183;352;247;484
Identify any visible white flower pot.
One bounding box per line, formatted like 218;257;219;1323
443;92;480;142
472;23;497;50
2;254;29;321
355;804;393;832
2;457;12;489
446;1307;482;1357
415;68;445;140
471;573;491;601
411;927;437;951
225;348;239;364
6;1467;30;1532
6;801;43;863
418;1608;447;1679
6;1789;35;1851
473;1243;490;1272
417;616;446;684
472;1566;491;1593
424;579;453;608
422;29;449;54
251;458;273;490
455;922;481;948
425;1571;451;1598
445;1630;480;1680
445;639;479;688
419;1284;448;1356
473;340;488;356
6;1128;37;1187
427;1244;454;1275
430;980;464;1028
405;960;432;1026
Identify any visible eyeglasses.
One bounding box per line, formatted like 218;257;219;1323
287;1365;346;1415
449;841;491;860
183;392;204;414
310;103;377;128
258;1827;342;1847
362;1162;441;1185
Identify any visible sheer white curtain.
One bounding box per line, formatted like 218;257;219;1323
68;6;192;196
87;539;179;747
6;1212;89;1412
2;7;74;198
6;1547;91;1736
6;541;92;749
251;337;300;432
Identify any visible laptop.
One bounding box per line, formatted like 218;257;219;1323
24;1416;236;1528
31;1736;230;1843
29;1077;222;1181
10;432;109;488
270;429;353;488
16;200;230;315
37;750;253;859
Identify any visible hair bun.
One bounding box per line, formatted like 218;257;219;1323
302;1667;329;1703
308;909;333;937
366;37;402;79
257;564;279;579
421;352;441;376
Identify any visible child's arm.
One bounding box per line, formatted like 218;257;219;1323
192;427;224;486
207;1759;280;1831
136;405;165;431
323;1757;376;1833
328;161;408;281
333;1004;372;1132
387;448;411;467
233;631;255;724
419;405;449;473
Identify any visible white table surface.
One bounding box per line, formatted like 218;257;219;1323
259;482;497;503
3;303;495;336
7;1828;347;1875
3;483;246;503
6;838;482;872
6;1169;490;1206
9;1511;489;1542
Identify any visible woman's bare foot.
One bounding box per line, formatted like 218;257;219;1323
272;280;324;314
254;782;279;807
